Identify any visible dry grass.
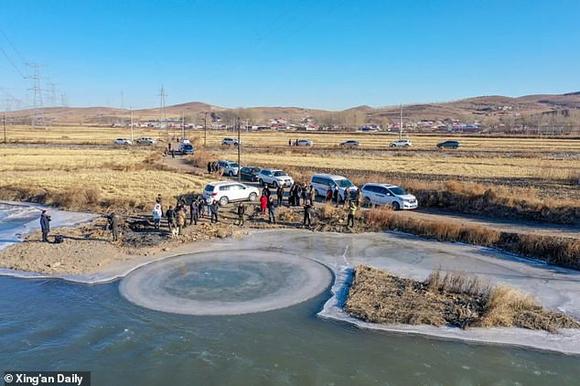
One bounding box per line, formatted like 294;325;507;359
477;286;580;332
346;266;580;332
0;146;211;213
426;270;491;298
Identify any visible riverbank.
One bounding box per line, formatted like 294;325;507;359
1;227;580;354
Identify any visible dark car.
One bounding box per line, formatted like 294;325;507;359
436;140;460;149
240;166;261;181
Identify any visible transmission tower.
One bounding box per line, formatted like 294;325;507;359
26;63;45;129
158;85;167;129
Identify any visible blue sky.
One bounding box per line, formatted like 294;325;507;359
1;0;579;110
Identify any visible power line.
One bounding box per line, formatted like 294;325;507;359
0;45;26;78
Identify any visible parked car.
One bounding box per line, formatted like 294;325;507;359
360;183;418;210
390;139;412;148
202;181;259;206
257;169;294;188
437;140;460;149
240;166;262;182
222;137;239;146
295;139;313;147
135;137;157;145
179;140;194;154
340;140;360;148
310;174;358;202
114;138;132;145
217;160;240;176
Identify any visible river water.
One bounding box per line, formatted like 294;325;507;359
1;275;579;386
0;204;579;385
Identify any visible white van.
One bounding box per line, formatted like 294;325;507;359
360;183;418;210
310;174;358;202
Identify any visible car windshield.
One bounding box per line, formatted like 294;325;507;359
230;163;239;167
273;171;287;176
204;185;214;192
389;187;406;195
336;179;353;188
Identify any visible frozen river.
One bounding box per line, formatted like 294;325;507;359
1;212;579;385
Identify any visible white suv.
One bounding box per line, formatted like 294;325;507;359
296;139;313;146
360;183;418;210
310;174;358;202
390;139;412;148
257;169;294;188
217;160;240;176
114;138;132;145
203;182;259;206
222;138;239;146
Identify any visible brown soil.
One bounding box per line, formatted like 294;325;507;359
345;266;580;333
0;213;244;275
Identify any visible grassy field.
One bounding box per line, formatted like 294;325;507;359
4;125;580;152
0;146;210;212
221;149;579;181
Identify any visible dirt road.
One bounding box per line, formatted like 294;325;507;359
163;155;580;239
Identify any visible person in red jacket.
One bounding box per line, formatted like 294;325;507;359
260;194;268;216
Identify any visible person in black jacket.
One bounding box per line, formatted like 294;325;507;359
166;206;176;232
237;202;246;226
40;210;51;242
267;196;276;224
276;186;284;206
190;199;199;225
210;200;219;223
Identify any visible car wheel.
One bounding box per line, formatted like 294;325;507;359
392;202;400;211
274;181;279;188
219;196;229;206
258;179;264;187
249;192;257;201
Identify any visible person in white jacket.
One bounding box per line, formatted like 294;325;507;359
152;203;162;230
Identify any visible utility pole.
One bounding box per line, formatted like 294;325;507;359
399;104;403;140
130;108;134;142
158;85;167;140
181;112;185;139
3;111;7;144
204;112;208;146
237;116;241;182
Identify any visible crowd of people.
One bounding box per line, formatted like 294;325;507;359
38;182;360;244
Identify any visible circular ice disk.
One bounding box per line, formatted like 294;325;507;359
119;251;332;315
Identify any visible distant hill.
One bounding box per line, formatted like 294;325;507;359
5;92;580;127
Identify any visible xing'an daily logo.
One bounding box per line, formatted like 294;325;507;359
4;372;86;386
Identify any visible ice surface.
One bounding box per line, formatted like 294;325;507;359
0;201;95;251
2;227;579;353
119;250;332;315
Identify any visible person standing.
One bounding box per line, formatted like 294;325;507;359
210;200;219;223
262;185;271;198
107;212;119;242
260;193;268;216
333;185;340;207
40;210;51;243
347;201;357;228
152;203;162;230
276;186;284;206
189;199;199;225
176;206;186;235
166;206;176;235
267;196;277;224
237;202;246;226
207;162;212;174
288;139;292;146
303;199;312;228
